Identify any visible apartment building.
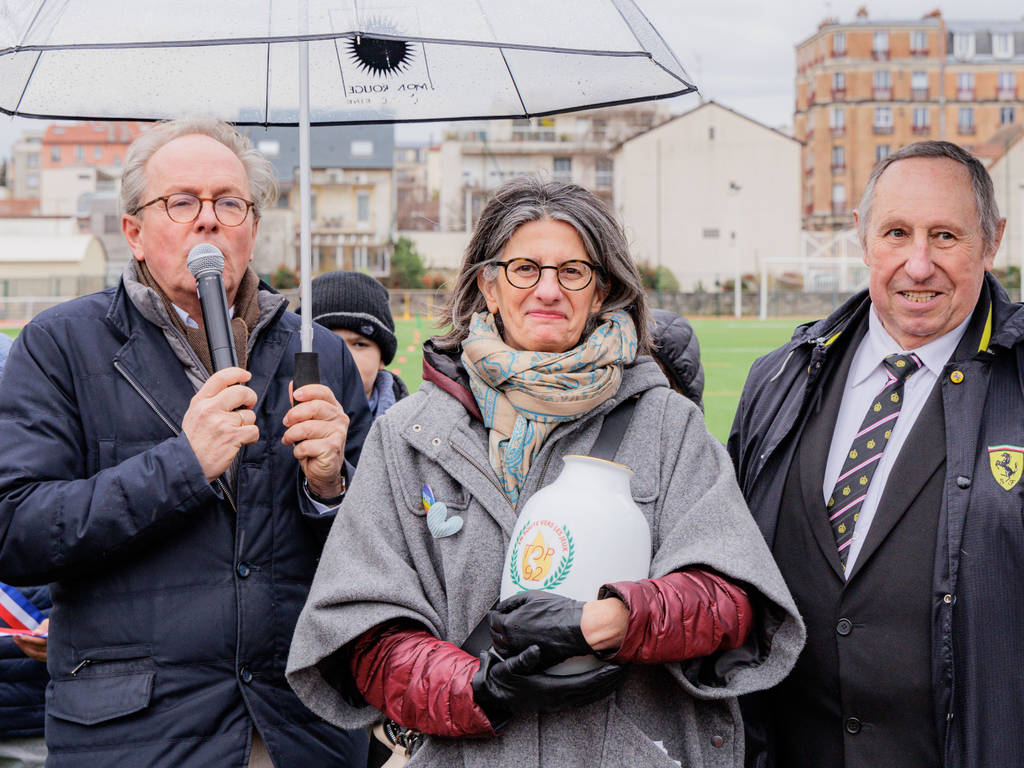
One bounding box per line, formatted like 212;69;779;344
796;9;1024;230
437;103;669;232
8;130;43;200
243;125;394;277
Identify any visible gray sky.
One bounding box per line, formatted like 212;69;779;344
2;1;1022;159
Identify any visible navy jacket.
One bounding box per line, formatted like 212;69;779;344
728;274;1024;768
0;281;371;766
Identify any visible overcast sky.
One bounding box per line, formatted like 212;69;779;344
2;1;1022;158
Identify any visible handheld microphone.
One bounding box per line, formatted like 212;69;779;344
187;244;238;372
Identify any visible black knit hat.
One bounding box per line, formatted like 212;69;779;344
306;271;397;364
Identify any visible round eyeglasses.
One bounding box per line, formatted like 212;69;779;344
493;258;601;291
133;193;255;227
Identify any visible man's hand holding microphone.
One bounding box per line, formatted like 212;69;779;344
180;244;348;495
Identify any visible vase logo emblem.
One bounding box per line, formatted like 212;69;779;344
509;520;575;592
521;531;555;581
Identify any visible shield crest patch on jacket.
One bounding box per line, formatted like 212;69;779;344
988;445;1024;491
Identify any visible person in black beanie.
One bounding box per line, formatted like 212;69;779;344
308;271;409;419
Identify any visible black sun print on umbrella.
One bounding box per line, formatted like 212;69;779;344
347;19;414;77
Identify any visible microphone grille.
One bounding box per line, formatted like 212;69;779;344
187;244;225;278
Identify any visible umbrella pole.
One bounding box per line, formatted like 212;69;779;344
293;20;320;388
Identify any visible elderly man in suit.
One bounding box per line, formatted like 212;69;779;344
730;140;1024;768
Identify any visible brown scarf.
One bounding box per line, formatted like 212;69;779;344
136;259;261;373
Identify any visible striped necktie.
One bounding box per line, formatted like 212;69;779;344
827;352;923;570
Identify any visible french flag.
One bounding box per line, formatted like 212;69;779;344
0;582;44;636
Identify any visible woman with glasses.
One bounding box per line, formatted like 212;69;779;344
288;177;803;768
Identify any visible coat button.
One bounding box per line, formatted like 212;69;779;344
956;476;971;489
711;735;725;748
236;562;251;578
240;666;253;684
836;617;853;636
845;717;862;734
943;594;953;604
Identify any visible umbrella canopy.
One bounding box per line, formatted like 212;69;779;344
0;0;694;124
0;0;694;368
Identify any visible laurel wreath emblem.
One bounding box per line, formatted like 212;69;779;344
508;526;575;592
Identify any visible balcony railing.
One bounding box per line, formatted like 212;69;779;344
873;125;894;135
958;88;974;101
873;87;892;100
912;124;931;135
912;88;929;100
831;163;846;173
958;124;976;135
832;88;846;100
872;49;889;60
998;88;1017;101
910;48;929;56
830;126;846;137
832;202;848;215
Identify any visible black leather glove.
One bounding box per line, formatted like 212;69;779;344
471;645;626;725
489;590;591;667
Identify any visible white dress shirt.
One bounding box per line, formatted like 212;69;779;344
823;307;970;576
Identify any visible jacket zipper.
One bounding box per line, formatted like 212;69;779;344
113;360;237;513
449;441;515;511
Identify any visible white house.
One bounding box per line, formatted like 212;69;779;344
613;101;801;292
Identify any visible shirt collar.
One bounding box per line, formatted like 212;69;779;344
172;303;235;330
849;306;971;387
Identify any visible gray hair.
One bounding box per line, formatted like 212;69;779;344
436;176;652;354
119;116;277;219
857;140;1000;251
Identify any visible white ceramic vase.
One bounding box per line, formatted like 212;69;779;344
499;454;651;675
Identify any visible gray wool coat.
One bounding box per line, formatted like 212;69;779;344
287;358;804;768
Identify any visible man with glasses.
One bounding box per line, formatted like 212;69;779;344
0;117;371;767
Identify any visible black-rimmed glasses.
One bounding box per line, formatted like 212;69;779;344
493;258;601;291
133;193;255;227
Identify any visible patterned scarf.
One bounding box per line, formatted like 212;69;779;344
461;310;638;504
136;260;260;373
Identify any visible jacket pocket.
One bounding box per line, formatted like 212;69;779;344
599;703;684;768
47;671;154;726
48;645;155;726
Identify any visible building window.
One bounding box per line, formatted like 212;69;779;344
553;156;572;183
832;72;845;99
103;214;120;233
998;71;1016;100
257;140;280;157
26;174;38;189
873;70;892;99
958;107;975;134
93;146;102;160
75;145;84;163
831;145;845;172
830;107;845;136
50;146;60;162
595;158;613;188
350;140;373;157
832;183;847;215
953;32;975;61
913;107;930;134
1001;106;1016;125
876;145;891;163
911;29;928;54
702;228;720;240
874;107;893;134
356;191;370;223
27;153;39;169
873;31;889;59
832;31;846;56
957;72;974;100
993;32;1014;59
911;71;928;100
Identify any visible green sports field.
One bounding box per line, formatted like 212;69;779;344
388;316;811;443
2;316;810;443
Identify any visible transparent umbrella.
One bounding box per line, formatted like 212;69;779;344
0;0;695;382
